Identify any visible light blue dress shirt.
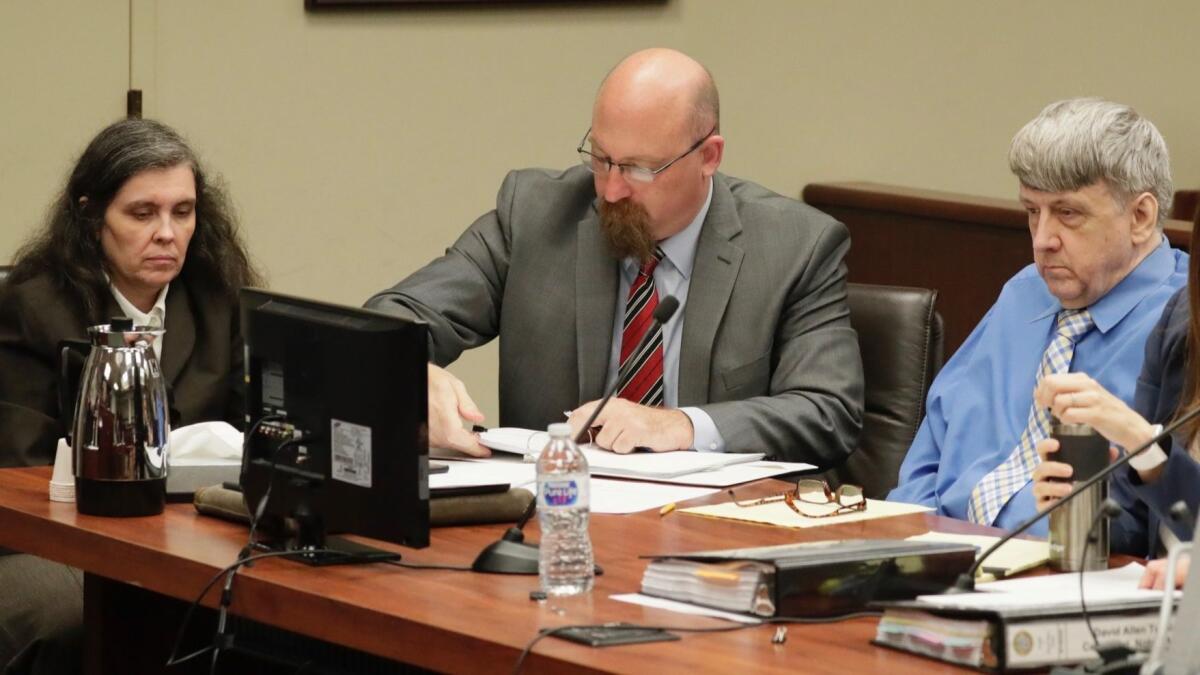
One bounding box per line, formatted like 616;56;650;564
888;238;1188;535
604;178;725;452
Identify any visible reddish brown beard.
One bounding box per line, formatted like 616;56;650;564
598;199;656;263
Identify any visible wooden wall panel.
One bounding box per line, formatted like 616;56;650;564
804;182;1193;356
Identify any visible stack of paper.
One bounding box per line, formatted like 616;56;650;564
478;427;765;479
427;458;718;515
641;560;774;616
914;563;1175;611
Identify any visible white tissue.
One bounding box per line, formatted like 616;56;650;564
168;421;244;465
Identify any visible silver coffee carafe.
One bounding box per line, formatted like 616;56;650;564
73;317;170;516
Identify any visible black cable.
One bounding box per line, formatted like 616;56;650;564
209;567;238;674
166;549;337;668
245;435;315;560
1078;503;1109;651
383;559;473;572
1075;498;1125;665
236;413;284;561
509;611;881;674
238;414;285;488
208;434;318;671
166;553;479;670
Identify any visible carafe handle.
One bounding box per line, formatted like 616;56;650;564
57;339;90;448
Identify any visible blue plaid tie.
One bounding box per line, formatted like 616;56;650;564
967;308;1095;526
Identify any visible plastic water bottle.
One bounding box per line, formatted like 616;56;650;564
536;423;593;596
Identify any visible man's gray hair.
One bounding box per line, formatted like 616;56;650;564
1008;97;1172;227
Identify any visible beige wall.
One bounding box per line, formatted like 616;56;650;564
4;0;1200;420
0;1;129;254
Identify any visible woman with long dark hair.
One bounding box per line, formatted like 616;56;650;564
0;118;259;673
0;118;259;465
1033;208;1200;589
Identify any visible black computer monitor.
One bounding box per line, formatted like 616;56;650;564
239;288;430;565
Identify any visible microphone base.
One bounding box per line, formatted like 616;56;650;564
471;538;540;575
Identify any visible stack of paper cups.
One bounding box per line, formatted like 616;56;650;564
49;438;74;503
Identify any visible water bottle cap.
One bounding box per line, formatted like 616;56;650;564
547;423;572;438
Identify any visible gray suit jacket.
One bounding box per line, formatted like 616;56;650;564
367;166;864;466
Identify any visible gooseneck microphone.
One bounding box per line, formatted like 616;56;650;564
573;295;680;445
471;295;679;575
954;404;1200;592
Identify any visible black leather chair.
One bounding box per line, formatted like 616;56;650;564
827;283;944;499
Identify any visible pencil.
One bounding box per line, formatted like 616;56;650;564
659;502;676;517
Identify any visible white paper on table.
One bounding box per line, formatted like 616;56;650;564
589;479;716;514
651;460;815;488
478;427;763;479
610;593;762;624
429;458;717;514
680;498;932;528
914;563;1179;611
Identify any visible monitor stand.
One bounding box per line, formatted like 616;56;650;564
285;536;401;567
251;510;402;567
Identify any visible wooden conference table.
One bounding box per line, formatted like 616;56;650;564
0;466;1031;674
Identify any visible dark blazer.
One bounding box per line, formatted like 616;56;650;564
1110;287;1200;556
0;273;243;468
366;166;865;466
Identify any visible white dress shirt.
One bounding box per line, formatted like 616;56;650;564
109;283;169;359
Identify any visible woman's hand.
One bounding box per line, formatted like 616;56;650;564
1031;437;1118;512
1034;373;1156;450
1140;555;1190;590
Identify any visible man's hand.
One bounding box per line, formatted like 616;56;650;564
566;398;694;454
1139;554;1190;590
427;364;490;457
1031;438;1073;513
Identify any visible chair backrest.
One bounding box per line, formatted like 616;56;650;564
0;266;10;287
829;283;943;498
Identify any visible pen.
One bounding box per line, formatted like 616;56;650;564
659;502;676;517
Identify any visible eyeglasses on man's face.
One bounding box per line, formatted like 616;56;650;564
728;479;866;518
577;126;716;184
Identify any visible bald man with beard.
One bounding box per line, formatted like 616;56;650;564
367;48;864;466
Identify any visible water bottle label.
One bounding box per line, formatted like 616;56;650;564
540;479;581;507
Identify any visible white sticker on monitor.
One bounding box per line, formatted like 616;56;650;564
331;419;372;488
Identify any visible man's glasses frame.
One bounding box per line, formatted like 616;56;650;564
728;479;866;519
577;126;716;184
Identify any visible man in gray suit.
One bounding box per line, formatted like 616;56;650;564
367;48;863;465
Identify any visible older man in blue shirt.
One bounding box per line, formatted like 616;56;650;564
889;98;1188;535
